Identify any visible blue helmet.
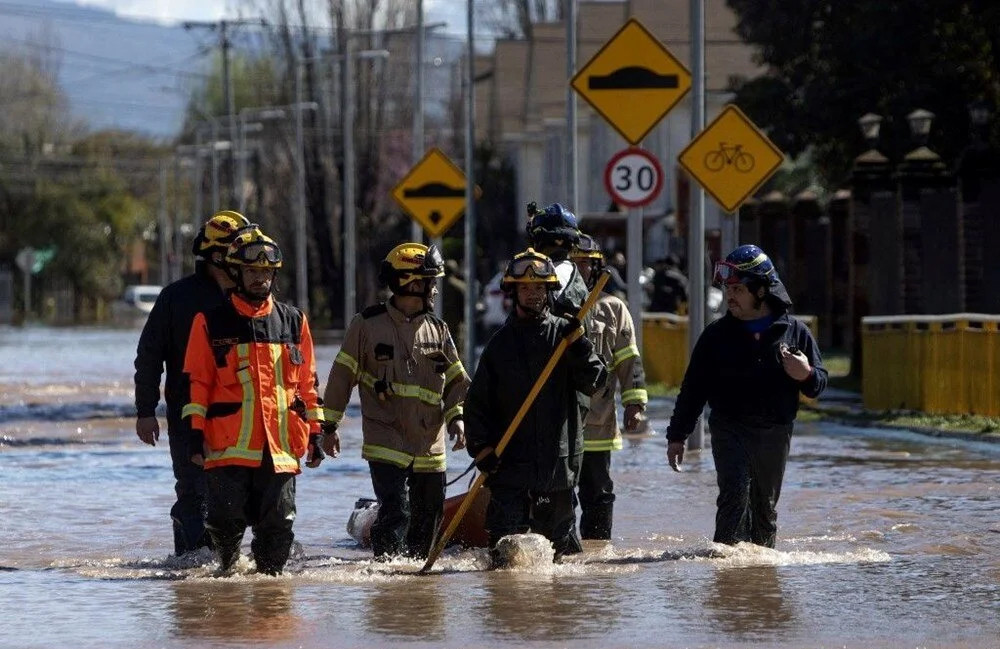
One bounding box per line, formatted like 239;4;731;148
526;202;580;248
716;244;792;307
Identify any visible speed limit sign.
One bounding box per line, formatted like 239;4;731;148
604;147;664;208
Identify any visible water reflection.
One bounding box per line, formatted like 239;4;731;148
477;572;625;641
363;574;446;640
703;566;796;639
169;578;300;643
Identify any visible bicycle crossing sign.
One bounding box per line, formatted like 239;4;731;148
571;19;691;145
391;148;481;238
678;104;785;212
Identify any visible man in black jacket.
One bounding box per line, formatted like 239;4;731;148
133;210;248;556
666;244;827;549
465;248;607;567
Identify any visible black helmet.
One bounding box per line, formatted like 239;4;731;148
714;244;792;307
526;201;580;250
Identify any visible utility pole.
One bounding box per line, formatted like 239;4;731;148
565;0;578;211
687;0;706;450
184;18;261;207
412;0;425;244
464;0;477;369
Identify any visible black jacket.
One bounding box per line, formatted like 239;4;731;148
666;312;827;442
133;264;228;421
465;312;608;491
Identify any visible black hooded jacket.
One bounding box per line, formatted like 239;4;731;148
465;312;608;491
666;311;827;442
133;262;228;422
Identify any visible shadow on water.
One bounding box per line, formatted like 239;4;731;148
362;573;448;640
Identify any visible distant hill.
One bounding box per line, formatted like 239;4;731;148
0;0;207;139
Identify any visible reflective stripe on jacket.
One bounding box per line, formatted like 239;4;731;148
322;301;469;473
182;294;323;473
582;294;647;451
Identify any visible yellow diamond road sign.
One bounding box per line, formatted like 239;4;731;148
392;148;479;238
571;18;691;145
678;104;785;213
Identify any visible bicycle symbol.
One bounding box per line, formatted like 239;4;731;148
703;142;755;173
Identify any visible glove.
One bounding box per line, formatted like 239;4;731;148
305;433;325;468
560;315;584;340
189;429;205;466
290;396;307;419
474;446;500;474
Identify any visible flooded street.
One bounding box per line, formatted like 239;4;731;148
1;325;998;648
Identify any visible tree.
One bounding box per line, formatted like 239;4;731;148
727;0;1000;188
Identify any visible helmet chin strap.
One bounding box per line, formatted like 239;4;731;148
232;267;272;301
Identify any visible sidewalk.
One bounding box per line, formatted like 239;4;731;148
645;389;1000;445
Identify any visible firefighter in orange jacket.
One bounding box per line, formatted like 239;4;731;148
322;242;469;560
569;235;648;539
182;226;328;575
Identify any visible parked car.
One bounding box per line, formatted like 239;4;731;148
111;284;162;323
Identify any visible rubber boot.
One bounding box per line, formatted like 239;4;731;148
580;503;614;540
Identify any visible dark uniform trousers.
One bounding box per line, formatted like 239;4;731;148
578;450;615;539
369;461;446;559
205;449;296;574
167;412;209;555
486;485;583;560
709;413;792;548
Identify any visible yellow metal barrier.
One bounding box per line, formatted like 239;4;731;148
862;314;1000;416
642;313;818;389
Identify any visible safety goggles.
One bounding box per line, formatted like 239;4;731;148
236;242;282;265
508;256;557;280
713;261;747;286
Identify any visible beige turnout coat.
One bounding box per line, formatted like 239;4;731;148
583;294;648;451
322;301;469;472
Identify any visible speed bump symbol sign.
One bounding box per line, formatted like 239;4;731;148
571;18;692;145
678;104;785;213
391;148;481;238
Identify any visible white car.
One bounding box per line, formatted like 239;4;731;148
478;271;510;338
112;285;162;322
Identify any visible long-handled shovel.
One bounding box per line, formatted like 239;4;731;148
419;270;610;573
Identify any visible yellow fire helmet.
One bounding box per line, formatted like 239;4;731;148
191;210;251;257
225;225;283;269
500;248;561;290
569;233;604;261
378;242;445;292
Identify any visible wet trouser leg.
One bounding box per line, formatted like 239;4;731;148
710;416;792;548
405;471;446;559
167;418;208;556
369;461;409;558
485;484;531;567
247;451;296;575
205;466;251;571
531;488;583;559
578;450;615;540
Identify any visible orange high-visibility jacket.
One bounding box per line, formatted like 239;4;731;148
182;293;323;473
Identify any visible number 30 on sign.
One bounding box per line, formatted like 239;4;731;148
603;147;664;208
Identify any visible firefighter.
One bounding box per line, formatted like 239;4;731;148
666;244;827;548
322;242;469;560
569;234;648;540
464;248;607;567
182;226;327;575
133;209;249;556
525;201;589;316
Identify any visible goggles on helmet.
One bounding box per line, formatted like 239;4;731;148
508;256;557;281
234;241;282;267
714;260;774;287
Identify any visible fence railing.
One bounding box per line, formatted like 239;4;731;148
862;314;1000;416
